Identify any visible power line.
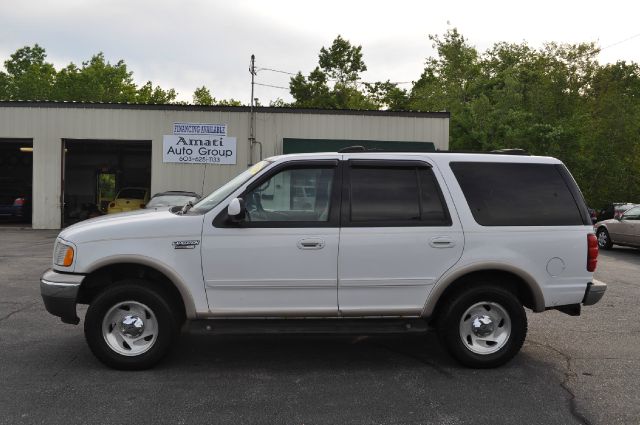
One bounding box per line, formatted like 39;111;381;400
254;82;289;90
257;67;297;76
257;65;413;86
599;32;640;52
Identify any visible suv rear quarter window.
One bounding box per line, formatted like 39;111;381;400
450;162;587;226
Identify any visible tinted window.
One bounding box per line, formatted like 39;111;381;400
419;169;450;225
450;162;583;226
244;167;334;222
349;166;450;225
350;167;420;222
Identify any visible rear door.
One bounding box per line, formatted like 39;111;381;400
337;159;463;316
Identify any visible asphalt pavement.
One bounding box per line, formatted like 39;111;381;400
0;228;638;424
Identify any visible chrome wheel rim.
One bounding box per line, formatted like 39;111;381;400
102;301;157;356
597;231;608;247
459;301;511;355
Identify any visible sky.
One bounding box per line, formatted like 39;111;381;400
1;0;639;104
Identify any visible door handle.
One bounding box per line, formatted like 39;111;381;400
429;236;455;248
297;238;325;250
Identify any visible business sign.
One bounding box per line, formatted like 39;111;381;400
173;122;227;136
163;135;237;164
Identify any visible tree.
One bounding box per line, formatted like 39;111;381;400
289;35;376;110
289;68;335;108
53;53;139;102
135;81;177;104
363;81;410;110
318;35;367;87
0;44;56;100
0;45;179;104
193;86;214;105
409;28;482;149
192;85;243;106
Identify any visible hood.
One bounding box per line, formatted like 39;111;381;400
59;209;204;244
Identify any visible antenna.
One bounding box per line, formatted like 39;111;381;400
248;54;256;166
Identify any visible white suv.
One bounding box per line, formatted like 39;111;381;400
40;151;606;370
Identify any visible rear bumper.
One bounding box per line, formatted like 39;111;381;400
583;279;607;306
40;269;84;325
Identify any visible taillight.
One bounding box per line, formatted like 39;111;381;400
587;234;598;272
13;198;24;206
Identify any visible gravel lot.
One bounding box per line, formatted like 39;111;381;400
0;228;638;424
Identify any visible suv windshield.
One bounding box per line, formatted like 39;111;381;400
191;160;271;213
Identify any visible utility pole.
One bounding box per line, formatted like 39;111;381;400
248;54;256;166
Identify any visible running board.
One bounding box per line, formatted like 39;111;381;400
187;318;430;335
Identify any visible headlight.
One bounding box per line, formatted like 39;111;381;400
54;241;75;267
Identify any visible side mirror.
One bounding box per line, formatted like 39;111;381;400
227;198;245;221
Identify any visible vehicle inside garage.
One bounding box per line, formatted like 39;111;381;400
0;139;33;225
62;139;151;226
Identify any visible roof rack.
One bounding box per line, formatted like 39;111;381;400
338;146;367;153
488;148;530;155
337;145;530;155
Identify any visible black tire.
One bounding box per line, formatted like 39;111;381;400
596;227;613;250
84;279;179;370
437;284;527;368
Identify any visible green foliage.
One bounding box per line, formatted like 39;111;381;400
193;86;214;105
269;98;290;107
408;28;640;207
135;81;177;104
53;53;139;102
318;35;367;87
1;44;56;100
290;36;377;110
192;85;243;106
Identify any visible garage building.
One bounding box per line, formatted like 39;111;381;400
0;101;449;229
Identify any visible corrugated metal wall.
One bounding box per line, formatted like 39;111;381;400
0;104;449;229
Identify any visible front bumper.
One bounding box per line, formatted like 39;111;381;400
40;269;84;325
583;279;607;306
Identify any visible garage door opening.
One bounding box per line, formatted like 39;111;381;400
0;139;33;226
62;139;151;227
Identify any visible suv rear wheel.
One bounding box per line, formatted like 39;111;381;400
84;279;179;370
437;284;527;368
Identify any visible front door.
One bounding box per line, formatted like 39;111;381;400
201;160;341;316
337;159;464;316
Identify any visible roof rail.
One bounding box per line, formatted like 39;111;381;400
489;148;530;155
338;145;367;153
337;145;530;155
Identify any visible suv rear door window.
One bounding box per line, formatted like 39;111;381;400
450;162;584;226
347;163;450;226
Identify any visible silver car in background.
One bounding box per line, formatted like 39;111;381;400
595;205;640;249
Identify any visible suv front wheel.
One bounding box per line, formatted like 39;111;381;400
437;284;527;368
84;280;180;370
